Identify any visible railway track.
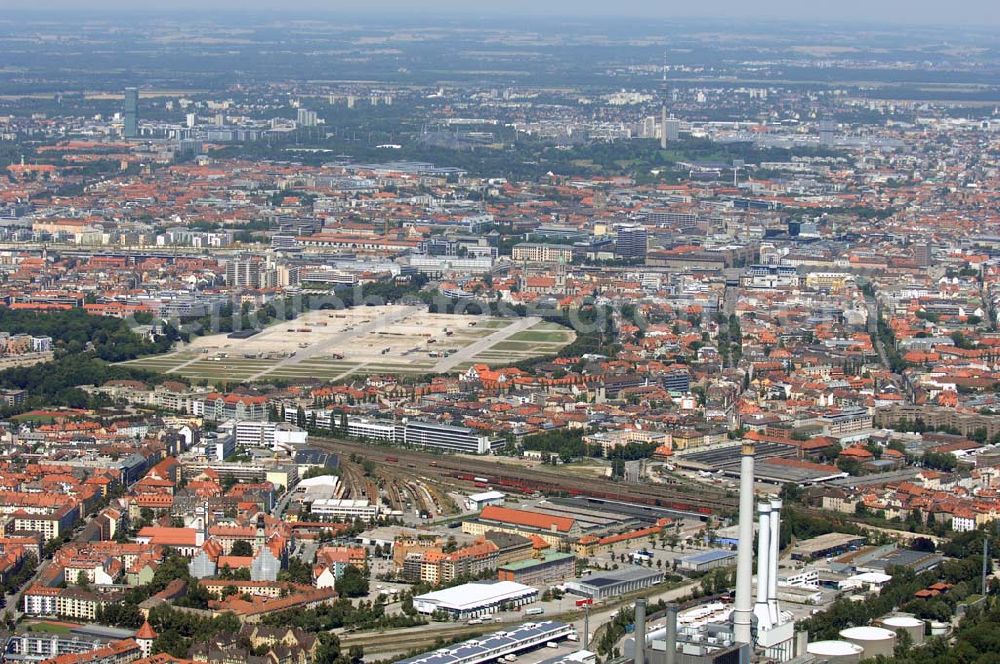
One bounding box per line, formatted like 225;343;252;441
391;464;465;516
386;476;404;512
364;477;380;504
337;461;367;501
312;436;737;515
377;465;440;516
339;623;494;654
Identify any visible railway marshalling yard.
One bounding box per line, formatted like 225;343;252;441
120;304;575;384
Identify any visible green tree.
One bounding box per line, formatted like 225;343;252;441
152;628;187;657
96;601;144;628
149;554;194;594
336;565;369;598
315;633;342;664
279;558;314;585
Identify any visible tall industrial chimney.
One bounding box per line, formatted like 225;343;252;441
665;603;678;664
732;442;756;644
768;498;783;626
754;502;772;631
634;598;647;664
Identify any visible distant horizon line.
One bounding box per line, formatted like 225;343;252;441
0;9;998;30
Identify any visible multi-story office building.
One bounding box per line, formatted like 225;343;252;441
440;539;499;583
225;420;307;450
226;257;262;289
512;243;575;264
193;432;235;462
405;539;502;585
11;505;78;543
614;224;648;259
147;382;199;413
309;499;379;520
497;551;576;586
346;417;401;442
741;264;800;289
819;116;837;145
914;241;933;267
196;393;268;422
645;209;698;232
404;420;497;454
271;234;298;250
4;631;125;663
297;108;318;127
181;462;297;489
1;388;26;407
819;407;872;437
22;586;111;621
661;369;691;393
664;117;681;141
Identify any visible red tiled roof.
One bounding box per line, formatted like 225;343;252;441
136;527;198;547
479;506;574;533
135;621;157;640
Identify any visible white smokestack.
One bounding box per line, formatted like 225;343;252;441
768;498;782;626
753;502;772;631
635;598;646;664
732;442;756;644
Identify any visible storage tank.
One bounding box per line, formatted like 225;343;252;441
929;621;950;637
806;640;864;664
839;626;896;659
880;616;925;645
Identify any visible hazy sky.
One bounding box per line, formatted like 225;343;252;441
6;0;1000;26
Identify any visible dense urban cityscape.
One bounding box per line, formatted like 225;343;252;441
0;5;998;664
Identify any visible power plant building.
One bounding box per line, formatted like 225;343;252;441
703;443;797;660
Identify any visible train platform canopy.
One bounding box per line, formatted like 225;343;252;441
397;621;575;664
537;651;597;664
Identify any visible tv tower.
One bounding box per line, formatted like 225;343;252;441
660;52;669;149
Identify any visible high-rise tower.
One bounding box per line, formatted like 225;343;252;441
123;87;138;138
819;115;836;145
615;223;648;260
660;53;668;149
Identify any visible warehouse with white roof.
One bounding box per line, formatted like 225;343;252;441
465;490;506;511
413;581;538;618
